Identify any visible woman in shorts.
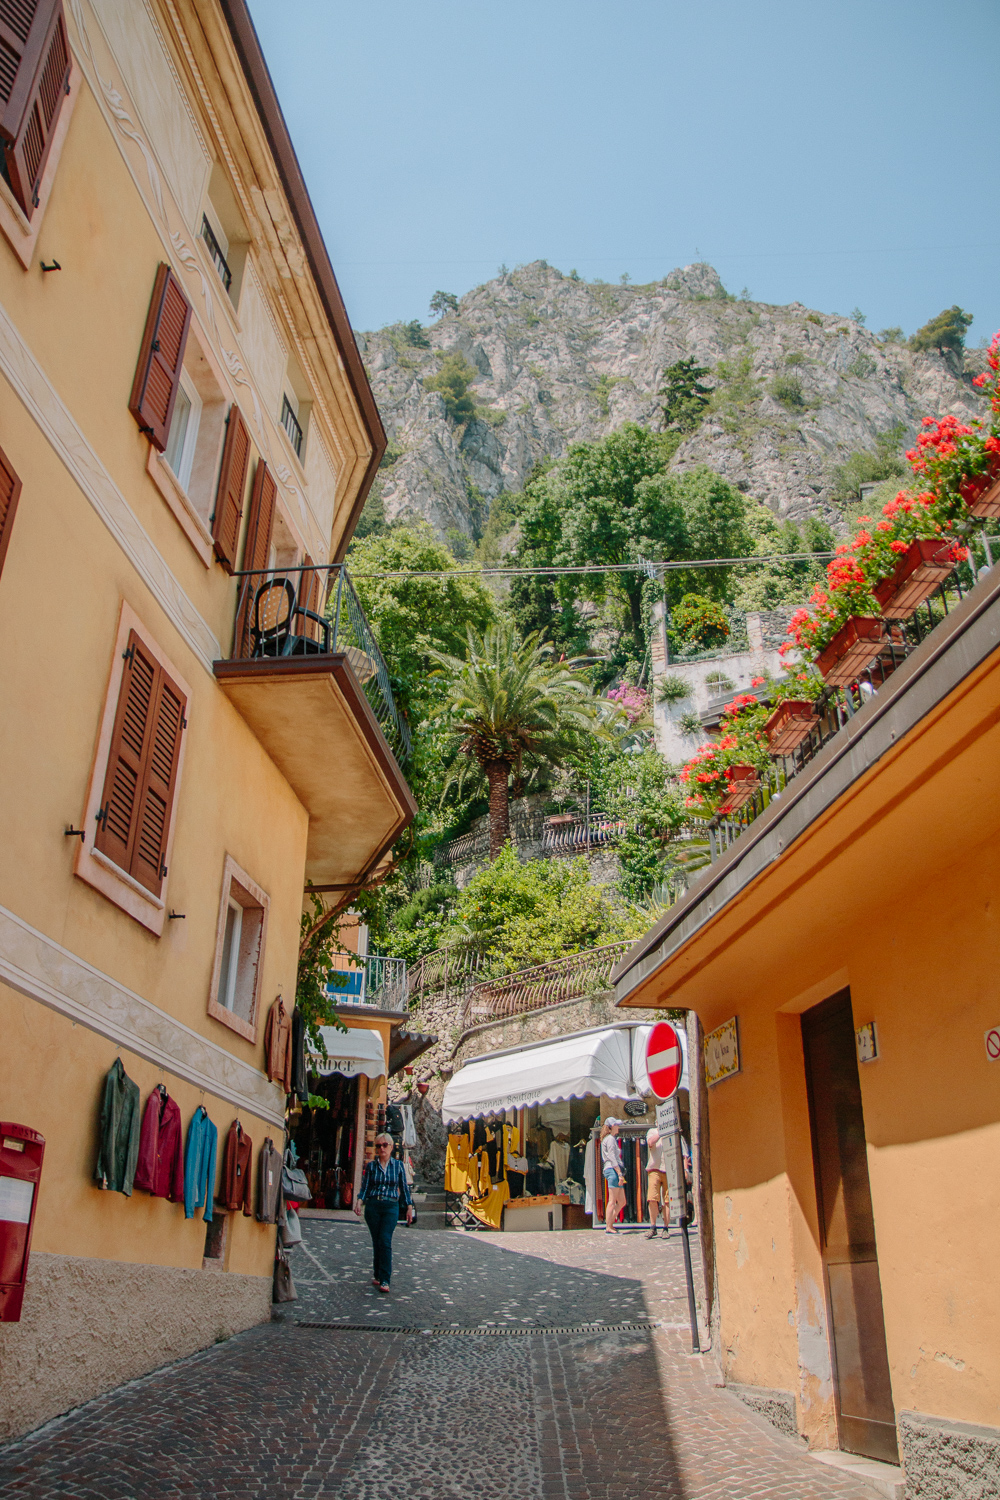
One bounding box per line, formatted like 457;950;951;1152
599;1118;626;1234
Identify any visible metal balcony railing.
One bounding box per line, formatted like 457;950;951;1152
229;562;411;766
326;954;409;1012
704;569;976;863
281;394;303;458
457;941;632;1035
200;214;232;292
433;808;625;870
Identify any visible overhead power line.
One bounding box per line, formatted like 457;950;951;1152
349;551;835;580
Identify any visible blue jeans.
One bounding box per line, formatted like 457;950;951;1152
364;1200;399;1285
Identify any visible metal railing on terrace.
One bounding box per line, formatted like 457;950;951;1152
433;808;626;870
457;941;632;1035
228;562;411;766
703;571;976;864
326;954;409;1013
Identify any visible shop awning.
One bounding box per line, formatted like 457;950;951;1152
443;1024;676;1119
311;1026;386;1080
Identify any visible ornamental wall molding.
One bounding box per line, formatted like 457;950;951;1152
69;0;347;558
0;903;285;1128
0;298;219;672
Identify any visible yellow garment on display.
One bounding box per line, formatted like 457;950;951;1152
445;1135;469;1194
468;1179;509;1230
503;1123;520;1158
477;1150;491;1196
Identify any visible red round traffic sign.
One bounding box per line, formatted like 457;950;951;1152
646;1021;683;1100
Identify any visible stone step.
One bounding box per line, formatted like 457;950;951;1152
810;1450;905;1500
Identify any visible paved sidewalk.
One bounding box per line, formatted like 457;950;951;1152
0;1221;886;1499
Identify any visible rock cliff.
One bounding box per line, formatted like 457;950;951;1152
357;262;986;540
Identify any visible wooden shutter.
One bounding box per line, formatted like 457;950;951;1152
299;553;323;642
212;404;250;572
0;438;22;581
234;459;276;653
128;264;192;453
0;0;71;219
95;631;187;897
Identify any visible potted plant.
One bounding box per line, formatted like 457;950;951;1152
762;669;824;754
907;339;1000;520
872;536;964;618
678;694;771;814
716;763;760;814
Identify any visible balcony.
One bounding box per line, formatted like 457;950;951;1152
200;214;232;292
326;954;409;1013
214;565;415;892
280;394;303;458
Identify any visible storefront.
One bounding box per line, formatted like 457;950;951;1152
290;1026;387;1210
442;1023;689;1231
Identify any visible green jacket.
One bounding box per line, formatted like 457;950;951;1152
95;1058;141;1195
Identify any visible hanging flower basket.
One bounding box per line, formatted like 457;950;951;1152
873;538;958;619
814;616;886;686
716;763;760;815
765;700;818;755
959;453;1000;518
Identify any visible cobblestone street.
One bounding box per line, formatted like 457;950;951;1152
0;1220;887;1499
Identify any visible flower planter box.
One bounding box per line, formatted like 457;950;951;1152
873;538;957;619
716;763;760;815
765;699;818;755
960;454;1000;518
814;616;886;686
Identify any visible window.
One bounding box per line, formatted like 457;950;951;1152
200;211;231;293
74;604;191;936
199;163;249;308
280;393;303;458
0;437;23;583
0;0;71;219
162;371;201;493
207;856;269;1043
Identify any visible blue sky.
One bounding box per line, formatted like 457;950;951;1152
247;0;999;342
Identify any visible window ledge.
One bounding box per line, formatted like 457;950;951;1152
89;847;166;910
0;61;79;271
207;995;258;1045
146;448;213;567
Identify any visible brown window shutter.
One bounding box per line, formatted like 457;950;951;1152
212;404;250;572
0;438;23;581
95;632;187;897
128;263;192;453
0;0;71;219
243;459;276;574
234;459;276;653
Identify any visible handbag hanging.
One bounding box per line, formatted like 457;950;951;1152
281;1206;303;1248
282;1149;311;1200
273;1248;297;1303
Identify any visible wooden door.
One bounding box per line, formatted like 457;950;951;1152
802;991;898;1464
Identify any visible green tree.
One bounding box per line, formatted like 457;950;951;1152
659;357;712;433
425;352;477;422
429;622;606;858
587;743;687;900
429;290;459;318
910;306;973;357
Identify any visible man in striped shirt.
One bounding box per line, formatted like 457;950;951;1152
354;1133;414;1292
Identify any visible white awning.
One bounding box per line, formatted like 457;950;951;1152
442;1023;690;1120
311;1026;386;1080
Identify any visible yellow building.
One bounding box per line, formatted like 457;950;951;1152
613;571;1000;1493
0;0;413;1439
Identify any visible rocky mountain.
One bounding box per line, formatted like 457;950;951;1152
356;262;987;542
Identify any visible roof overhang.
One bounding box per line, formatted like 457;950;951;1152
612;566;1000;1010
214;654;416;890
388;1023;438;1076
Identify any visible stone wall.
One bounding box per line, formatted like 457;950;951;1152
0;1252;271;1442
454;991;620;1067
898;1409;1000;1499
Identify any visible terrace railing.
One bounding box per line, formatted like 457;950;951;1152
228;562;411;767
457;941;632;1034
433;808;625;870
326;954;409;1013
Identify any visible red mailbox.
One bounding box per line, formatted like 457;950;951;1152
0;1122;45;1322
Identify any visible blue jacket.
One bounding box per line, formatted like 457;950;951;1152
184;1106;218;1222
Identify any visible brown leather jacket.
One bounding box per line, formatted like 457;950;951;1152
219;1121;253;1215
264;997;293;1092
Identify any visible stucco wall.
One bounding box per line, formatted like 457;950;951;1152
0;1252;271;1442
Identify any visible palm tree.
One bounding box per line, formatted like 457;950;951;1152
430;622;606;859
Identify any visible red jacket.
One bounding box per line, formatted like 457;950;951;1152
219;1121;253;1215
133;1086;185;1201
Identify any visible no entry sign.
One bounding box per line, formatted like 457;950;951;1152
646;1021;682;1100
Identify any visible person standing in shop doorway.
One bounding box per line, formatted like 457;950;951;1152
599;1118;626;1234
644;1127;670;1239
354;1132;414;1292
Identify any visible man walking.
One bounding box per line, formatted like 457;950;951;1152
354;1132;414;1291
645;1126;670;1239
